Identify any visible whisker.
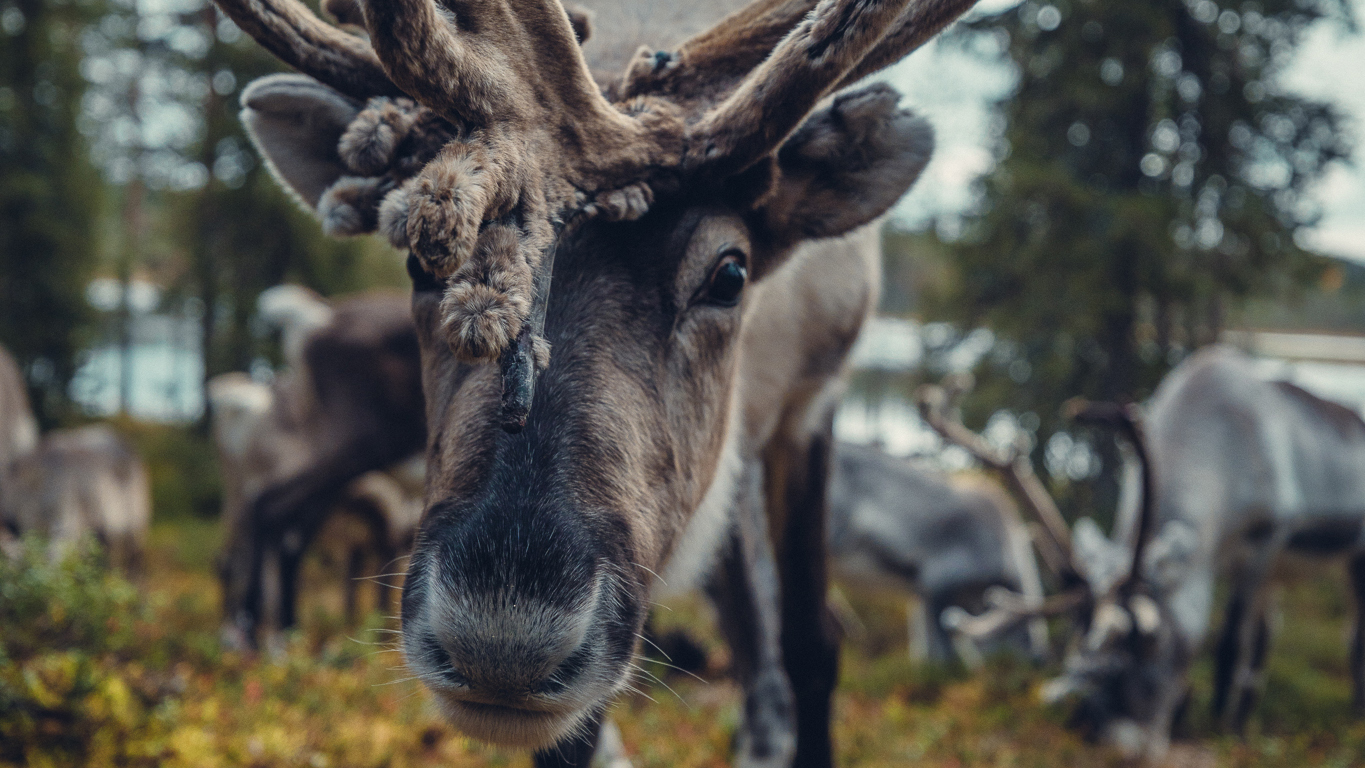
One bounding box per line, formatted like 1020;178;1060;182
629;663;688;707
631;561;667;586
644;657;708;685
635;631;672;662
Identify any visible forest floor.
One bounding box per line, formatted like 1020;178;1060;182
4;516;1365;768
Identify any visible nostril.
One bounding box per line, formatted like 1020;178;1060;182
534;644;592;696
420;633;470;688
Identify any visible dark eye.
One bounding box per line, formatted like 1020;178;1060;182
704;251;747;306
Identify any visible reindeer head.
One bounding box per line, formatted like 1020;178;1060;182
920;385;1194;759
221;0;977;749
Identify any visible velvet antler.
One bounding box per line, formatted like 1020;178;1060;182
221;0;981;430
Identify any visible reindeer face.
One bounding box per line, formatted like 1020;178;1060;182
240;71;931;748
1046;590;1186;759
1043;516;1196;758
397;205;757;746
397;110;928;743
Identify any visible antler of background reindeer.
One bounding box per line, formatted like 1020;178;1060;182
916;376;1161;643
214;0;981;430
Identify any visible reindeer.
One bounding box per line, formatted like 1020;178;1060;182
3;425;152;572
0;345;145;569
214;290;426;647
210;370;424;626
0;345;37;479
0;344;39;551
827;441;1048;664
215;0;979;764
926;345;1365;760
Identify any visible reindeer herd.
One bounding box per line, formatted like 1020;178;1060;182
2;0;1364;764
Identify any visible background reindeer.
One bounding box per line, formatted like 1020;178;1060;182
1035;345;1365;758
926;345;1365;760
216;0;978;765
0;342;149;571
3;425;152;572
215;289;425;647
827;441;1048;665
209;370;423;636
0;343;39;552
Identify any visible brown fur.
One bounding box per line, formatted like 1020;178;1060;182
209;373;423;631
223;0;977;762
214;291;426;645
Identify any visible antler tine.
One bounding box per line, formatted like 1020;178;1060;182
834;0;982;90
915;382;1078;582
623;0;981;107
1068;400;1157;595
942;586;1087;641
686;0;915;173
360;0;621;132
617;0;820;102
213;0;402;100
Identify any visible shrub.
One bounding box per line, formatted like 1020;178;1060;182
0;539;171;767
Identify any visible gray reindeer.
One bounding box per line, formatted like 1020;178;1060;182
827;441;1048;664
931;345;1365;760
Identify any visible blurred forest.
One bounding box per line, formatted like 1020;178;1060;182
0;0;403;430
2;0;1364;766
0;0;1357;509
878;0;1357;516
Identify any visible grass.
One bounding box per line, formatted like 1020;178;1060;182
4;521;1365;767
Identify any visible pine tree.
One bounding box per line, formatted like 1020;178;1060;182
0;0;105;423
930;0;1353;489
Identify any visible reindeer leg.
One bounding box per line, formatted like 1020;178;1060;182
923;592;958;664
1215;546;1276;733
1234;605;1272;731
237;427;416;643
1211;586;1245;723
1351;552;1365;714
766;411;839;768
706;459;797;768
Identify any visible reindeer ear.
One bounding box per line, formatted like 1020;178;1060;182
759;84;934;244
1141;520;1198;592
240;73;363;210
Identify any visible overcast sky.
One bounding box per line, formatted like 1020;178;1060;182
881;0;1365;263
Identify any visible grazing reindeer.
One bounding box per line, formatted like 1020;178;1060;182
4;425;151;572
215;0;979;764
925;346;1365;760
215;291;425;647
209;372;423;630
827;441;1048;663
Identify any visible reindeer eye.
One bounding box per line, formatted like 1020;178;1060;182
704;251;747;306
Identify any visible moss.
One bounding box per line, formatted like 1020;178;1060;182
4;524;1365;766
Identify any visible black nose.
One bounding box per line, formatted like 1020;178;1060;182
408;500;606;698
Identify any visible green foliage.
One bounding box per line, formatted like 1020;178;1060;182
0;539;167;768
921;0;1354;510
0;538;141;664
8;523;1365;766
0;0;104;424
